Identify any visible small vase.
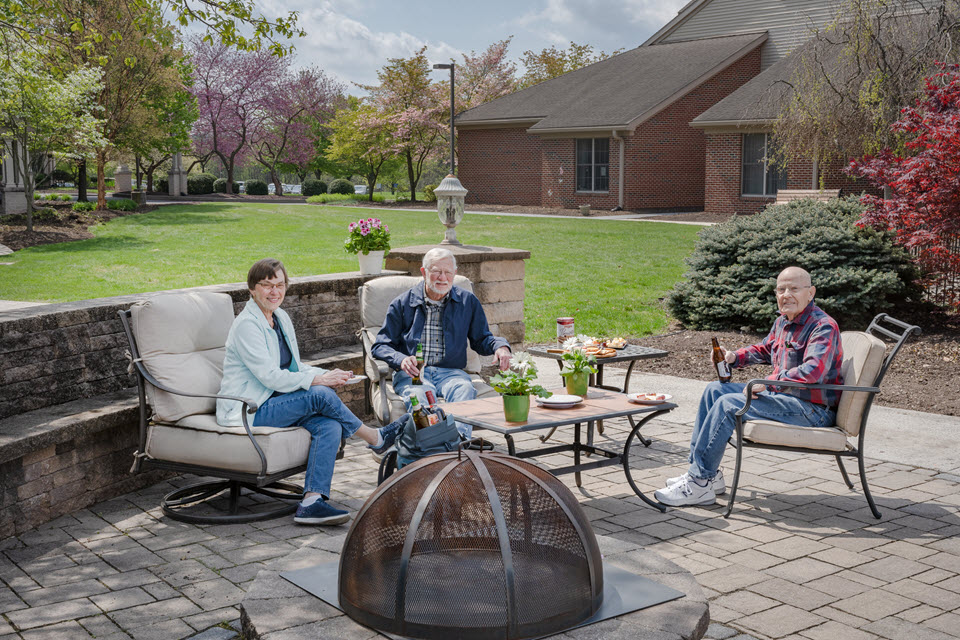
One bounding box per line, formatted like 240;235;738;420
502;394;530;422
565;371;589;396
357;250;385;275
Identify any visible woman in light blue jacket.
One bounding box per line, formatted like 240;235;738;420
217;258;407;525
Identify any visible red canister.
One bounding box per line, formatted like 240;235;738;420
556;317;575;345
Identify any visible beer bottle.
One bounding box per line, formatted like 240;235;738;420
424;390;440;425
712;337;732;383
412;342;424;385
410;396;431;430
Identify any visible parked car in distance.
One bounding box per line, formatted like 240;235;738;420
236;181;245;193
354;185;368;195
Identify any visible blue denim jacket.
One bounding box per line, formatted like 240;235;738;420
372;283;508;371
216;299;324;426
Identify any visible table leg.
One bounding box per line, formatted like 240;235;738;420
574;422;582;487
504;434;516;457
590;369;605;436
622;410;669;512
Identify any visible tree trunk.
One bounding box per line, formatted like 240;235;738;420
226;165;235;195
77;159;88;202
271;170;283;196
96;149;107;210
18;136;34;233
134;155;143;190
406;150;417;202
146;169;154;193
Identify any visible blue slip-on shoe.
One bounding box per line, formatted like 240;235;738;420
369;414;410;457
293;499;350;525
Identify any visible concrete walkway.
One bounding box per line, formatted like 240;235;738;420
1;364;959;639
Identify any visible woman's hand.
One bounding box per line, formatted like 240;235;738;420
312;369;353;387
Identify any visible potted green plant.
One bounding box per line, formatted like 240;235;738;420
344;217;391;275
560;347;597;396
488;352;552;422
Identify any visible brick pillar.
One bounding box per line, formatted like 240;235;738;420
384;244;530;351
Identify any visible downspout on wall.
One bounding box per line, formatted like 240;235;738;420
612;130;624;210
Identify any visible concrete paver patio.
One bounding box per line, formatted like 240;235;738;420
1;365;958;639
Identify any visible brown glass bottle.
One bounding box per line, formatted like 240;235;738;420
712;337;732;383
412;342;424;385
409;396;431;430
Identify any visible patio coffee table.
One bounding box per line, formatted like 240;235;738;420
528;343;670;444
445;388;676;512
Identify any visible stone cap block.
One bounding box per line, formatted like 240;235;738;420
386;244;531;264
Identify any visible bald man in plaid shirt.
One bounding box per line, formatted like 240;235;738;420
655;266;844;507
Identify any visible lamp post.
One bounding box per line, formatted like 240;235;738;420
432;62;455;175
432;62;466;246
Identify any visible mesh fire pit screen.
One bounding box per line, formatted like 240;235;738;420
338;449;604;640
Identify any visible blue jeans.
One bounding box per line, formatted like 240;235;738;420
393;366;477;437
688;381;836;480
253;386;363;498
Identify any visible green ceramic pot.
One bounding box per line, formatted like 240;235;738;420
565;371;589;396
502;394;531;422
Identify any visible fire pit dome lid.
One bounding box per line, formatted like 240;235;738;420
338;450;604;640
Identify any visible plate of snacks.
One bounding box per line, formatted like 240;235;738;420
607;337;627;349
594;347;617;358
626;392;672;405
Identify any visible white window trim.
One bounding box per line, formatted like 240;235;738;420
741;133;784;197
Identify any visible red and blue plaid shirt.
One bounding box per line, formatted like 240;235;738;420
733;302;844;408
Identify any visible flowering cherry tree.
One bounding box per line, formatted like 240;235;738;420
326;97;398;200
248;67;342;195
190;38;284;192
362;47;445;202
454;38;518;114
848;63;960;304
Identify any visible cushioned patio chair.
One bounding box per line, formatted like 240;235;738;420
725;313;921;519
357;274;498;425
119;291;308;524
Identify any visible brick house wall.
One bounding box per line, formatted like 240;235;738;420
458;46;762;211
703;132;881;217
456;127;543;206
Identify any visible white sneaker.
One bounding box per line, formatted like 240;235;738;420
654;476;717;507
666;469;726;495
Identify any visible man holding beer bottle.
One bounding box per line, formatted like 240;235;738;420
372;247;512;436
654;266;844;507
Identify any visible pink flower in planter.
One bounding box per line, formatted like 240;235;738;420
360;227;369;236
348;222;356;232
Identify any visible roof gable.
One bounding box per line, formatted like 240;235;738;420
456;33;767;135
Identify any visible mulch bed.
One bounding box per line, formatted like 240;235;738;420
0;205;153;251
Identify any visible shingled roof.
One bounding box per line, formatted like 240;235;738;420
691;35;843;127
455;32;768;135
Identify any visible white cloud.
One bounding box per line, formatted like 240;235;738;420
261;1;462;92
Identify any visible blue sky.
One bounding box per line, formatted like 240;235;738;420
259;0;690;91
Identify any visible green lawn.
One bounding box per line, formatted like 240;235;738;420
1;203;701;343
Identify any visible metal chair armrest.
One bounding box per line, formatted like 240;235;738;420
132;360;260;413
736;378;880;417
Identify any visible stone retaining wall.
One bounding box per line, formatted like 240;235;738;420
0;272;397;420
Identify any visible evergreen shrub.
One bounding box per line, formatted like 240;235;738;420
187;172;217;194
107;198;138;212
423;184;438;202
155;177;168;193
213;178;240;193
329;178;354;195
302;178;327;196
667;197;921;331
245;179;268;195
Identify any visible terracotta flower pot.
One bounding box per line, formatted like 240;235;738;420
565;371;589;396
502;394;530;422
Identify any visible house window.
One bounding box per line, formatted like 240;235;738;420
576;138;609;192
742;133;786;196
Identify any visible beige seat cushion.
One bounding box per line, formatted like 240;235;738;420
359;274;483;373
835;331;886;436
147;414;310;475
131;291;235;422
743;419;849;452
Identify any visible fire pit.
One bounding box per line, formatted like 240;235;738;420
337;449;603;640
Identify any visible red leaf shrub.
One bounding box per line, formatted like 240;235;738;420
848;63;960;306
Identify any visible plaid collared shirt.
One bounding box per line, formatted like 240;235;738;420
420;284;447;366
733;302;844;408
